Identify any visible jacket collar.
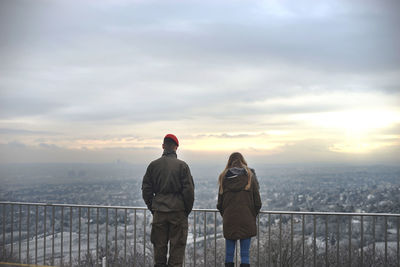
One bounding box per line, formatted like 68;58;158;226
162;150;177;158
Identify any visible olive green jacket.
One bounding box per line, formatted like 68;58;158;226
142;151;195;216
217;167;262;240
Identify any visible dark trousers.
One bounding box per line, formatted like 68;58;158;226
151;211;188;267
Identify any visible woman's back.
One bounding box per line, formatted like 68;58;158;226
217;167;261;240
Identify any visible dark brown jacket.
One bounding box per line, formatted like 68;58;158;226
217;167;262;240
142;151;195;216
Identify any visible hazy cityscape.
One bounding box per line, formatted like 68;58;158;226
1;162;399;213
1;162;399;266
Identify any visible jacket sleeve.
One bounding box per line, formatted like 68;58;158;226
251;170;262;216
181;164;195;216
141;164;154;213
216;191;223;216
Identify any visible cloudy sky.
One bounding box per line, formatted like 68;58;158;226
0;0;399;165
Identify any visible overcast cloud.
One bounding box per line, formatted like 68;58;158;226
0;0;399;164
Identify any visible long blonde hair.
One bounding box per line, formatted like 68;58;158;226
218;152;252;194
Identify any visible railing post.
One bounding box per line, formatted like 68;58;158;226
360;216;363;267
35;205;38;265
106;208;109;262
313;215;316;267
385;216;388;266
87;207;90;263
44;205;46;265
397;216;399;267
78;206;81;266
258;214;260;267
124;208;127;266
336;215;340;267
143;209;146;267
134;209;137;267
2;204;5;259
214;211;217;267
279;214;282;267
268;213;271;267
10;204;14;258
204;211;206;267
27;205;30;264
235;239;238;266
290;214;293;267
115;208;118;263
96;207;99;267
51;205;55;266
61;206;64;266
18;204;21;263
193;211;196;266
348;216;351;267
325;215;328;267
372;216;375;264
69;206;72;267
302;214;305;267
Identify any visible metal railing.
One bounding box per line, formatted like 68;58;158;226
1;201;399;266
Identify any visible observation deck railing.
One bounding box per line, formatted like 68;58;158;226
0;201;399;266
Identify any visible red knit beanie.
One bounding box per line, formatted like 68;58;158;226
164;134;179;147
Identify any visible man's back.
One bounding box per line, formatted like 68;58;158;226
142;151;194;215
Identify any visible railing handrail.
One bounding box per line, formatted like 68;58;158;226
1;201;400;217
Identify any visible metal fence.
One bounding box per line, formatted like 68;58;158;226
1;201;399;266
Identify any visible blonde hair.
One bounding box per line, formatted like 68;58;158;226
218;152;252;194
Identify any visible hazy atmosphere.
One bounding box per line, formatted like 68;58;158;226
1;0;399;165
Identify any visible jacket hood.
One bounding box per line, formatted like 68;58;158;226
226;167;247;178
223;167;248;192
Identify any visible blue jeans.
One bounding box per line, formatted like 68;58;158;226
225;238;251;264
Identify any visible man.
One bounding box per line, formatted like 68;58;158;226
142;134;195;267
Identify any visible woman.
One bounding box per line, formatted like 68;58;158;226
217;152;262;267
